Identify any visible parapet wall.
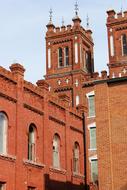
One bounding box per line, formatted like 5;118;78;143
107;9;127;24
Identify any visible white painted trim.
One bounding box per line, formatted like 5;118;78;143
88;148;97;151
75;43;78;64
121;35;123;56
48;48;51;69
87;115;96;119
86;91;95;98
110;35;114;57
89;155;97;162
87;122;96;130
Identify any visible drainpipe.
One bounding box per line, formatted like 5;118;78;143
82;112;88;190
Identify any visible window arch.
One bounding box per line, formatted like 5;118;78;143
58;48;63;67
73;142;80;173
0;112;8;154
28;124;36;161
64;47;69;66
53;134;60;168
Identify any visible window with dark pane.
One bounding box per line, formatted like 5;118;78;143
58;48;63;67
0;112;8;154
65;47;69;66
73;142;80;173
122;34;127;56
28;125;36;161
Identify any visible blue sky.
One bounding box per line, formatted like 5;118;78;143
0;0;126;83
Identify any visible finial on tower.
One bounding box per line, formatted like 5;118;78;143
72;1;81;25
49;8;53;24
75;1;79;17
86;14;90;29
62;17;65;26
121;2;123;13
46;8;55;31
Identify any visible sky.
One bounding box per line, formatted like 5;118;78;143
0;0;127;83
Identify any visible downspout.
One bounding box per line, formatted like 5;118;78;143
82;112;88;190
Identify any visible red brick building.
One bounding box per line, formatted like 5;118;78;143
0;4;127;190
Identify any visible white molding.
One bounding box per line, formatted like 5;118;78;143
88;148;97;151
86;91;95;98
89;155;97;162
87;122;96;130
48;48;51;69
75;43;78;64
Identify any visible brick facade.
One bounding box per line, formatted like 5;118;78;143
0;6;127;190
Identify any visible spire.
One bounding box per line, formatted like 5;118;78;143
62;17;65;26
49;8;53;24
46;8;55;32
75;1;79;17
72;1;81;25
86;14;90;29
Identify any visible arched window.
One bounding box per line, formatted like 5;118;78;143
64;47;69;66
0;112;8;154
73;142;80;173
121;34;127;56
28;124;36;161
58;48;63;67
53;134;60;168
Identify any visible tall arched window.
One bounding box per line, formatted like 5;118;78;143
73;142;80;173
28;124;36;161
58;48;63;67
53;134;60;168
0;112;8;154
64;47;69;66
121;34;127;56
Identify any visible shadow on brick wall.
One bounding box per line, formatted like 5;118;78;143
44;174;88;190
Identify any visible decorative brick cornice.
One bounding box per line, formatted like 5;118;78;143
49;115;65;126
0;66;17;84
24;103;44;116
24;79;48;96
0;91;17;103
54;86;72;93
69;111;82;120
49;99;65;110
70;126;83;134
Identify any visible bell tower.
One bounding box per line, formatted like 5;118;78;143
45;4;94;107
107;9;127;77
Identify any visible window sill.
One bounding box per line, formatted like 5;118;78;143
0;153;16;162
58;65;72;69
23;159;45;169
87;115;96;119
89;148;97;151
49;166;66;175
72;172;85;179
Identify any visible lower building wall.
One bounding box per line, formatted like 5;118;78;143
95;81;127;190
